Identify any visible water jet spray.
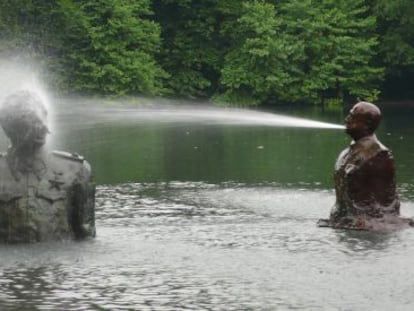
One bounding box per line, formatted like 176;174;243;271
0;59;53;148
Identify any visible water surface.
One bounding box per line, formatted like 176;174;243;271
1;98;414;310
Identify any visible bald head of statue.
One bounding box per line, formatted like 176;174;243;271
345;101;381;141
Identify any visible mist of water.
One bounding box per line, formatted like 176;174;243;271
62;101;345;130
0;59;344;133
64;103;344;129
0;60;51;110
0;59;54;143
130;107;345;129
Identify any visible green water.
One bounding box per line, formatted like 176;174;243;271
51;100;414;198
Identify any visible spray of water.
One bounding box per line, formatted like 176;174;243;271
0;59;344;135
0;59;54;147
0;60;51;110
70;103;345;129
138;108;345;129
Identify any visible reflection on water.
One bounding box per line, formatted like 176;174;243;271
1;182;414;310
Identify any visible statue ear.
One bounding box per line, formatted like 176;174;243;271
365;119;377;134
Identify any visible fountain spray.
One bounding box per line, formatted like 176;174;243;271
0;59;54;148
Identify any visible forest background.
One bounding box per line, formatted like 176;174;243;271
0;0;413;107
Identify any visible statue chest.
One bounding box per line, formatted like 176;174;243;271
0;170;73;242
0;169;68;207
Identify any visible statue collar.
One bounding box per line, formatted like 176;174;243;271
350;134;377;148
6;147;48;181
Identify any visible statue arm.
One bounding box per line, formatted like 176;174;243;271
370;150;400;214
347;150;399;216
69;161;96;238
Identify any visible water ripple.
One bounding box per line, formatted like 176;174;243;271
1;182;414;310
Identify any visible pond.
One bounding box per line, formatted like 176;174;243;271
1;97;414;310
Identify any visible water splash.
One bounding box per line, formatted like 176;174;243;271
0;59;343;131
0;59;54;145
65;102;345;129
0;60;50;109
147;108;345;129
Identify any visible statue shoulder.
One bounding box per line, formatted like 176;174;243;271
51;150;85;163
355;135;387;160
375;148;394;164
371;135;389;151
335;146;351;169
49;150;92;179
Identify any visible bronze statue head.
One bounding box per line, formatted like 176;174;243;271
345;101;381;141
0;91;49;151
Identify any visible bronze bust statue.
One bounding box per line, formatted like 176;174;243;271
0;91;96;242
319;101;413;230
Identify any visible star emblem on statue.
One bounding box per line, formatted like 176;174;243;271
48;179;65;191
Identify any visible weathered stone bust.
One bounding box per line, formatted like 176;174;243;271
319;101;413;230
0;91;95;242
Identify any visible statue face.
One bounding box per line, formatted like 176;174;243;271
22;109;49;148
0;91;49;151
345;102;380;140
345;105;367;138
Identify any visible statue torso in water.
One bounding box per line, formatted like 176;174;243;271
329;134;401;229
0;150;95;243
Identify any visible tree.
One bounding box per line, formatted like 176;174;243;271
216;1;304;106
282;0;383;104
1;0;401;104
58;0;167;95
153;0;227;98
0;1;65;61
0;0;167;96
215;0;383;106
374;0;414;98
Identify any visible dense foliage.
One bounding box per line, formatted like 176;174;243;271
374;0;414;98
0;0;413;105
